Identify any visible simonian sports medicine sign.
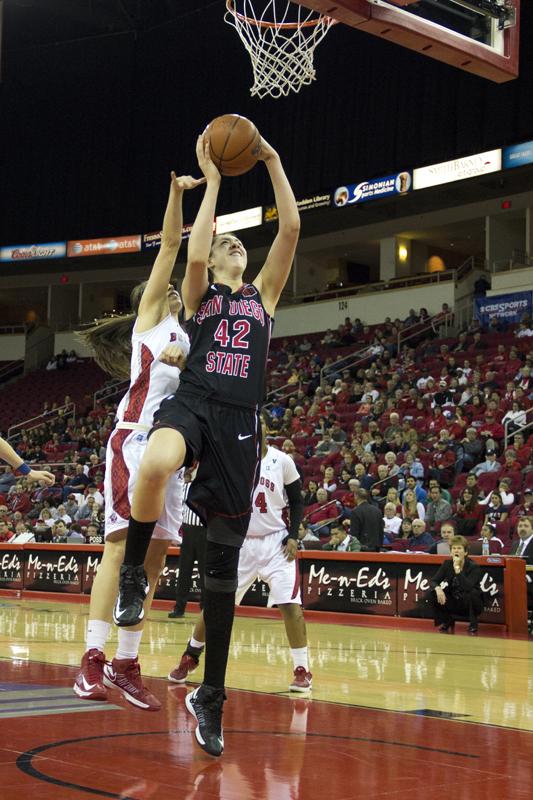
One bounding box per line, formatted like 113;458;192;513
333;171;411;207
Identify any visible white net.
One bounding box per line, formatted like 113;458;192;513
224;1;336;99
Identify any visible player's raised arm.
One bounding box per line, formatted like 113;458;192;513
137;171;205;331
182;135;221;318
0;435;55;486
253;138;300;317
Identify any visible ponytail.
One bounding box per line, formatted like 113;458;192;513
77;280;148;380
77;315;135;380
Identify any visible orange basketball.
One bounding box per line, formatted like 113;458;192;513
206;114;261;176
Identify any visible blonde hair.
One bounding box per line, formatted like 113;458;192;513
77;281;147;380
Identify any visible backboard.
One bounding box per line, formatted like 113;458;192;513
293;0;520;82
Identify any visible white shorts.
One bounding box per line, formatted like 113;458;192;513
235;530;301;607
104;428;183;543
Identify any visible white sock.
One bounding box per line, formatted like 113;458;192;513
291;647;309;671
115;629;143;661
86;620;111;653
190;635;205;650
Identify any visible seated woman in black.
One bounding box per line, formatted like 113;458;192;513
429;535;483;635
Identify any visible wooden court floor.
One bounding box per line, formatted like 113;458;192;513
0;598;531;799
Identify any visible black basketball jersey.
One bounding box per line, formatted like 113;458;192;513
178;282;273;409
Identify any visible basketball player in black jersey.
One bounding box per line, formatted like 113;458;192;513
114;133;300;756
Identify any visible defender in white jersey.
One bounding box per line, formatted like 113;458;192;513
73;171;205;710
169;416;313;692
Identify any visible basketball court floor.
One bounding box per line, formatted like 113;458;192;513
0;598;531;799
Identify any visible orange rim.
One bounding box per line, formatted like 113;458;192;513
225;0;335;29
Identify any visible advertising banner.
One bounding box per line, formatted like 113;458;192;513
301;558;396;615
0;242;66;262
413;149;501;190
82;551;102;595
474;291;532;325
397;562;505;623
264;193;332;223
215;207;262;235
153;552;204;603
67;235;141;257
24;549;83;594
142;222;202;250
0;549;24;590
333;172;411;208
240;578;270;608
503;140;533;170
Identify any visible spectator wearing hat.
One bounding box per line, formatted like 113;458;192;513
509;489;533;526
471;449;501;476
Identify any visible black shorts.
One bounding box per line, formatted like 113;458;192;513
151;391;261;547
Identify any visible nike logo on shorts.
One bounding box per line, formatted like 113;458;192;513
238;434;252;441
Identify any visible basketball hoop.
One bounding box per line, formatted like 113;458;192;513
225;1;337;99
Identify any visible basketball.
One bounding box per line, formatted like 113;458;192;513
206;114;261;176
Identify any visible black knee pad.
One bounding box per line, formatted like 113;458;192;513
204;540;240;593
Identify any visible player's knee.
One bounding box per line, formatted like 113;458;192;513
204;541;240;593
138;451;176;486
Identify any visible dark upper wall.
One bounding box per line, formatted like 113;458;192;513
1;2;532;245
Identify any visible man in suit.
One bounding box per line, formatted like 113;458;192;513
511;517;533;626
428;535;483;635
350;488;384;552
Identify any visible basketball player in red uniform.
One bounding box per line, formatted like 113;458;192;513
169;414;312;692
114;133;300;755
73;171;204;710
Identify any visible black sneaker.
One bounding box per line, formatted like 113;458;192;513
113;565;149;627
185;685;226;757
168;607;185;619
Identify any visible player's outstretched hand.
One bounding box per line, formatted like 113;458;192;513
256;137;279;163
28;469;55;486
196;134;220;182
159;345;186;371
283;538;298;562
171;170;206;192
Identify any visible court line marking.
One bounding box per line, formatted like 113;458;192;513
16;725;481;799
2;653;532;734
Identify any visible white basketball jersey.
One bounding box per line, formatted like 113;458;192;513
115;314;190;428
248;446;300;537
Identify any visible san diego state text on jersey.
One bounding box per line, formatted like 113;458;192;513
180;284;272;408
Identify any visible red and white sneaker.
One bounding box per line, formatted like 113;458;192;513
73;649;108;701
103;657;161;711
289;667;313;692
168;653;200;684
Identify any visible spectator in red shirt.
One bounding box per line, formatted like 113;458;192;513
511;432;531;468
428;441;456;487
0;520;14;542
509;489;533;526
305;488;340;537
454;488;483;537
478;411;504;443
8;485;32;515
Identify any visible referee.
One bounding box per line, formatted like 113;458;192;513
169;469;206;618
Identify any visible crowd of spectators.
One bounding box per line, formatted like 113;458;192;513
263;307;533;560
0;393;118;545
1;306;532;568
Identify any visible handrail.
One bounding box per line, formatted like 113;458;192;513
503;407;533;450
93;379;128;409
397;311;454;353
289;266;458;305
0;360;24;383
320;345;371;385
7;403;76;442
